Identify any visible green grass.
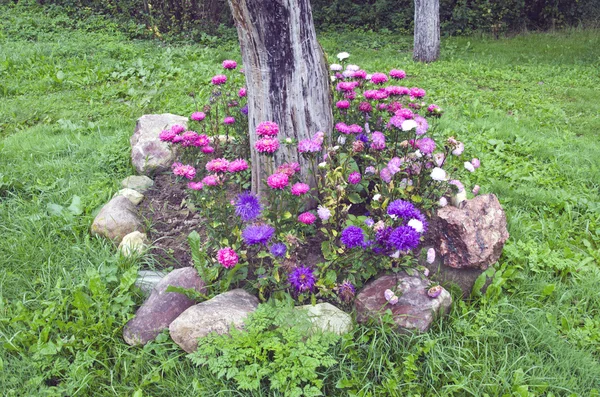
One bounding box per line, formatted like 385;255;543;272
1;3;600;396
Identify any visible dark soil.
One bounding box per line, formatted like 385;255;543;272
139;173;202;268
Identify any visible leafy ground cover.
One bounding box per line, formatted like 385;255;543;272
1;3;600;396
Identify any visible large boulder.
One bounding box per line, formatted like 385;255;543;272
123;267;205;346
169;289;259;353
134;270;167;296
296;302;352;335
130;114;187;175
91;195;142;243
121;175;154;193
355;273;452;332
431;194;509;270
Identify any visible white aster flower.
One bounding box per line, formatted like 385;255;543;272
337;136;346;145
430;167;447;181
464;161;475;172
407;219;424;233
372;194;381;202
337;52;350;61
318;162;327;168
439;197;448;207
330;63;343;71
427;248;436;264
401;119;418;131
346;64;359;71
330;76;337;82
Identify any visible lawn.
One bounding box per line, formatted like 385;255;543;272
1;3;600;396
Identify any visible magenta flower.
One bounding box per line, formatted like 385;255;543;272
337;280;356;302
389;69;406;79
187;181;204;191
352;70;367;79
277;162;300;177
228;159;249;173
267;173;289;189
388;157;403;175
202;175;220;186
191;112;206;121
211;74;227;85
194;134;210;147
238;87;247;97
298;212;317;225
172;164;196;180
358;102;373;113
416;138;436;154
348;171;361;185
344;91;356;100
396;108;414;119
380;167;392;183
410;87;426;98
385;86;405;96
371;72;388;84
349;124;363;134
255;137;280;153
472;185;481;195
371;131;386;150
363;90;379;100
217;247;239;269
159;129;177;142
291;182;310;196
336;100;350;109
223;116;235;125
414;115;429;136
202;145;215;154
256;121;279;137
471;158;481;169
206;158;230;173
222;60;237;69
336;81;359;92
335;122;351;134
171;124;186;134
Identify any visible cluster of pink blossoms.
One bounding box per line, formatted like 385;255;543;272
298;131;324;153
222;60;237;70
255;121;281;154
160;124;213;151
211;74;227;85
217;247;238;268
172;163;196;180
267;172;289;189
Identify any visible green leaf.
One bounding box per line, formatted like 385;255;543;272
72;289;92;311
67;195;83;215
46;203;64;216
542;283;555;296
347;193;362;204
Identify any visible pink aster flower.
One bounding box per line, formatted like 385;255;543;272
217;247;239;269
317;206;331;221
298;212;316;225
222;60;237;69
449;179;465;193
193;134;210;147
238;87;247;97
187;181;204;191
385;86;404;96
202;175;220;186
416;138;436;154
223;116;235;125
336;100;350;109
358;102;373;113
344;91;356;100
389;69;406;79
255;137;280;153
473;185;481;195
370;72;388;84
352;70;367;79
464;161;475;172
191;112;206;121
211;74;227;85
380;167;392;183
335;122;351;134
427;248;436;264
348;171;361;184
336;81;359;92
349;124;363;134
388;157;403;175
171;124;186;134
371;131;386;150
277;162;300;177
202;145;215;154
159;129;177;142
451;141;465;156
291;182;310;196
410;87;426;98
471;158;481;169
206;158;230;173
228;158;249;173
396;108;414;119
256;121;279;137
173;164;196;180
363;90;379;100
267;173;289;189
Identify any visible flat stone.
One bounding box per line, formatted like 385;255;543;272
296;302;352;335
118;231;148;257
431;194;509;270
135;270;167;296
91;195;142;244
130;113;187;175
117;188;144;205
121;175;154;193
123;267;205;345
169;289;259;353
355;273;452;332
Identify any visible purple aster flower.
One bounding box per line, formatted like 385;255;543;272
270;243;287;258
288;266;316;292
242;225;275;245
388;225;421;251
235;192;262;222
337;280;356;303
340;225;365;249
348;171;362;185
387;199;416;220
414;115;429;135
240;105;248;115
416;137;436;154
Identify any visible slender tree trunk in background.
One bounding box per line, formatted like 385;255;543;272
413;0;440;62
228;0;333;197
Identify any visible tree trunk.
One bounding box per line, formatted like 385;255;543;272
228;0;333;197
413;0;440;62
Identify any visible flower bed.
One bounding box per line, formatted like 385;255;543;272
155;54;481;305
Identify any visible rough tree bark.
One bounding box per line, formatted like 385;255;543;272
413;0;440;62
228;0;333;197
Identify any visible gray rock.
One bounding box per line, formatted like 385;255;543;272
130;113;187;175
431;194;509;270
91;195;142;243
118;231;149;257
355;273;452;332
117;188;144;205
121;175;154;193
135;270;167;296
296;302;352;335
123;267;205;345
169;289;259;353
421;246;492;298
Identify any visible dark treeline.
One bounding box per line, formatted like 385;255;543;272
35;0;600;39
